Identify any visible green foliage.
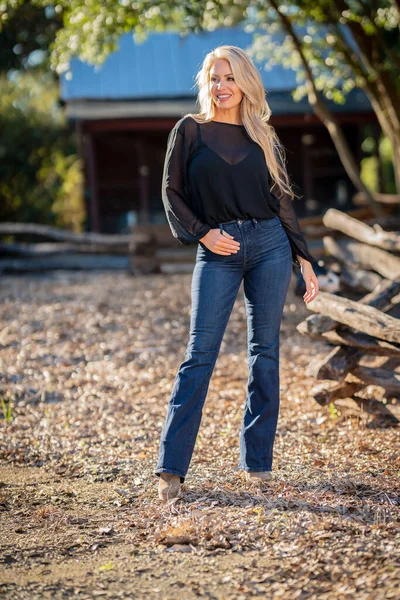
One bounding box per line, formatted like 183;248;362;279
361;155;379;193
1;0;399;215
247;1;400;105
0;1;60;73
379;136;396;194
0;1;248;75
0;71;84;229
0;395;12;422
361;130;396;193
2;2;399;111
328;402;339;420
98;562;114;571
1;1;399;111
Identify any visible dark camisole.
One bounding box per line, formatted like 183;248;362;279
161;115;315;267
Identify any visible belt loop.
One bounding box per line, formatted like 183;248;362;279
219;224;224;235
252;218;258;227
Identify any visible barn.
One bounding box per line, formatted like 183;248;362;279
60;27;376;234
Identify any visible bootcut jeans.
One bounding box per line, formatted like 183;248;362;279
154;215;293;483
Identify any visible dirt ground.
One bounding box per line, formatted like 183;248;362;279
0;271;399;600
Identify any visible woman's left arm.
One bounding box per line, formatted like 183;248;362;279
271;191;319;304
296;255;319;304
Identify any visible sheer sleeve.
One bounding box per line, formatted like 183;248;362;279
161;122;211;245
272;192;316;267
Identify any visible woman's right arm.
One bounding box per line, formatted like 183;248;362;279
161;123;211;245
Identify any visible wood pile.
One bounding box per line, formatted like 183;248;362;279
131;207;400;273
0;222;197;274
297;208;400;424
128;224;197;274
0;222;133;272
3;207;396;274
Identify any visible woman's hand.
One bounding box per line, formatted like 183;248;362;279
199;228;241;255
298;259;319;304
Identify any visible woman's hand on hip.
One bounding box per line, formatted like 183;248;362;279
199;228;241;255
299;260;319;304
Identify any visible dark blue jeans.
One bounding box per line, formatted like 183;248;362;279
154;215;292;483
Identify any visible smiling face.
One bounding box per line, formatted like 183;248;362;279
209;58;243;114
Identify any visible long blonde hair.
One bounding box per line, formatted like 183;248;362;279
185;45;295;200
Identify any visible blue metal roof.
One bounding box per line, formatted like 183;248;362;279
60;27;372;114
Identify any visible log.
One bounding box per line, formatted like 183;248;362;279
301;224;336;239
352;190;400;205
295;314;338;336
306;291;400;344
334;397;400;422
365;215;400;231
297;323;400;356
303;215;400;240
0;222;133;245
0;255;130;272
306;346;363;380
0;250;200;274
129;248;198;275
351;366;400;393
323;237;400;280
340;264;382;293
157;248;197;262
309;380;365;406
360;277;400;308
298;278;400;338
0;221;191;250
309;381;400;421
302;213;400;411
323;208;400;251
383;356;400;372
0;242;133;257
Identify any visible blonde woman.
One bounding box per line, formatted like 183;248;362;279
155;45;319;502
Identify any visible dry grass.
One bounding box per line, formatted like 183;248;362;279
0;271;399;599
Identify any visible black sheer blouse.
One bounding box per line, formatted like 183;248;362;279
161;115;315;267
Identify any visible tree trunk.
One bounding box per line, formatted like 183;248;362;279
331;0;400;190
268;0;391;212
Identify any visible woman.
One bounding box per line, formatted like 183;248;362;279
154;45;319;502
